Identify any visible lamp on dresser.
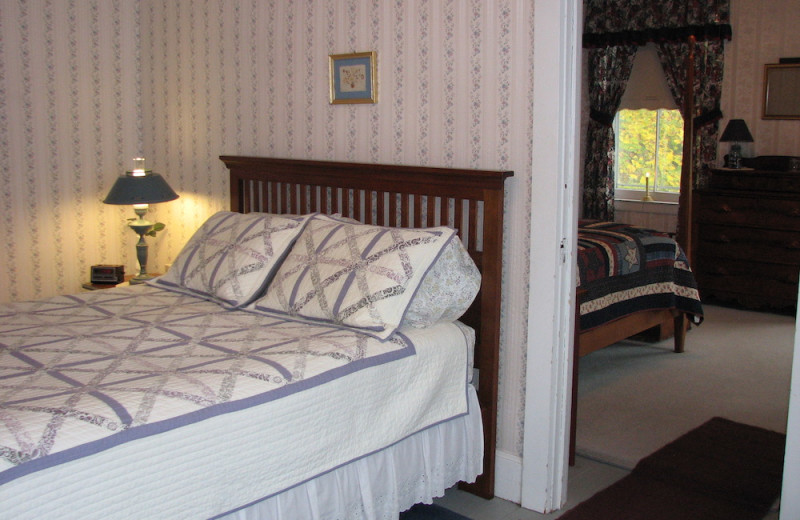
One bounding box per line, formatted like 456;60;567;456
103;158;179;284
719;119;753;169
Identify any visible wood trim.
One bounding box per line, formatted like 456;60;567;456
676;35;696;266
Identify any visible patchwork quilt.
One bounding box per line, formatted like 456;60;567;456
0;284;416;485
577;220;703;331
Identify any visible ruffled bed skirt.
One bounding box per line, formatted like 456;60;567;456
220;384;483;520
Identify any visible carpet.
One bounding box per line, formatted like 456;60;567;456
576;304;794;469
560;417;785;520
399;503;473;520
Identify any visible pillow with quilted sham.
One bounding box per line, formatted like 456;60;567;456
151;211;312;308
400;236;481;328
249;214;455;339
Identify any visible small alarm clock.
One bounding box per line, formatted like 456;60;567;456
90;264;125;284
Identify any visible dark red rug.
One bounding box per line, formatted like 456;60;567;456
559;417;785;520
400;503;472;520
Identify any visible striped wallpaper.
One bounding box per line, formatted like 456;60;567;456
2;0;799;481
1;0;535;460
1;0;141;301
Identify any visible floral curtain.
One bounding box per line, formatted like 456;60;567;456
582;46;637;221
581;0;731;220
657;39;726;187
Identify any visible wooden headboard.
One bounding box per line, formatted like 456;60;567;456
220;156;512;498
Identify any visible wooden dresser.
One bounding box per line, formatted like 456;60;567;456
693;164;800;310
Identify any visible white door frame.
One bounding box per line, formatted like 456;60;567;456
780;283;800;519
521;0;582;512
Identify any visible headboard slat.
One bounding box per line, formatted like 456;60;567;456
454;198;464;240
468;200;479;251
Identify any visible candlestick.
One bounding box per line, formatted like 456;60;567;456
642;172;654;202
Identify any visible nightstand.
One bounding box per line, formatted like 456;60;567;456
81;275;134;291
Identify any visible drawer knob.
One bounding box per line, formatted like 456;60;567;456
709;234;731;243
714;204;732;214
710;266;729;276
788;240;800;251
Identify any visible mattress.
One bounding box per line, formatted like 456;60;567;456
0;285;474;519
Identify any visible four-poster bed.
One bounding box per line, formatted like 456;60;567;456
571;2;731;459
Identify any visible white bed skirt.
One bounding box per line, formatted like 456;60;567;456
220;384;483;520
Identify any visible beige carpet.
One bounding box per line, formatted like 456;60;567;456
575;304;795;469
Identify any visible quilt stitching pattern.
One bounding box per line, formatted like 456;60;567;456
153;212;310;308
0;286;412;482
577;220;703;330
254;216;454;337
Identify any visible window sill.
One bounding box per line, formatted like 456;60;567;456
615;198;679;216
615;198;677;206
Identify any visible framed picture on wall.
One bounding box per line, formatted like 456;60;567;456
763;63;800;119
329;51;377;104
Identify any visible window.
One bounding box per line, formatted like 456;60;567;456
613;108;684;203
613;43;683;204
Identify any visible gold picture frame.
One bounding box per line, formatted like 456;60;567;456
329;51;377;104
763;63;800;120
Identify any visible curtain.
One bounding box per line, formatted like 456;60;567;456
582;46;637;220
581;0;731;220
657;39;725;187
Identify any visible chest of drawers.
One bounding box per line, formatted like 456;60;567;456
693;168;800;310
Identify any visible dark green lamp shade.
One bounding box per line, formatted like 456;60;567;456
719;119;754;143
104;172;179;205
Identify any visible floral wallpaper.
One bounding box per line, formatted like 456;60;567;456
0;0;535;463
3;0;796;489
0;0;141;301
720;0;800;160
140;0;535;459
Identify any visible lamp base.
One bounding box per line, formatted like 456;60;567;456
129;274;155;284
727;144;743;169
129;219;155;284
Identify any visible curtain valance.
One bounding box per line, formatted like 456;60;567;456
583;0;731;48
583;24;731;48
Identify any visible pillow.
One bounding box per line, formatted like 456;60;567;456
249;214;456;339
150;211;312;308
400;236;481;328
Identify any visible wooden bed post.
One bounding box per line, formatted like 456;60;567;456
676;35;696;266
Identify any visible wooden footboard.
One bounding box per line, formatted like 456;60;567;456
569;288;689;464
578;308;687;357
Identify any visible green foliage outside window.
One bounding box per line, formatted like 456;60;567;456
615;109;683;193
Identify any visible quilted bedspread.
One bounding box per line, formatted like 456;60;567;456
0;284;415;485
577;220;703;331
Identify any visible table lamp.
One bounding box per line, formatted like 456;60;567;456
720;119;753;169
103;158;179;284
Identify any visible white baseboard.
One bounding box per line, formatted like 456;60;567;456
494;449;522;504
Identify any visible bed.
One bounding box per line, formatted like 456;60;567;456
576;219;703;357
0;156;512;519
569;35;707;464
569;219;703;463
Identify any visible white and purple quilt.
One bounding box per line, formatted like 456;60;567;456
0;284;470;518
